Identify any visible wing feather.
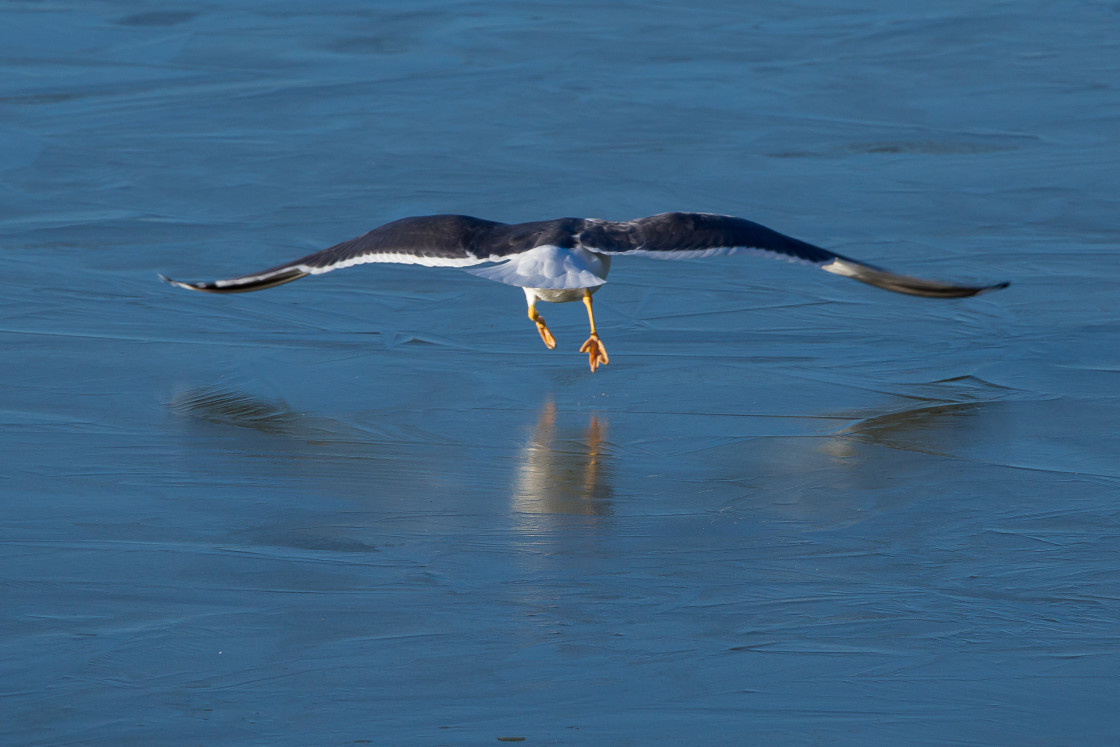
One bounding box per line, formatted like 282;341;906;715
162;211;1008;300
161;215;508;293
579;212;1007;298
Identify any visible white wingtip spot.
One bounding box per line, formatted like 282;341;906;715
821;258;862;278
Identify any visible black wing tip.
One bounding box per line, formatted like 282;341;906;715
159;273;204;291
875;276;1010;299
159;272;225;293
932;279;1010;298
923;279;1011;298
822;259;1010;299
159;268;309;293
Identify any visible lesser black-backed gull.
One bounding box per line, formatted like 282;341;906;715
162;212;1008;372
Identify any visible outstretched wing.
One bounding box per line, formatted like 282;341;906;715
579;212;1008;299
161;215;509;293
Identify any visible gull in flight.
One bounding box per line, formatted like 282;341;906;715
162;212;1008;372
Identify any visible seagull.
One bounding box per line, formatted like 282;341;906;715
162;212;1008;372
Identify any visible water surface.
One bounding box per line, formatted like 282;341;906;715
2;1;1118;744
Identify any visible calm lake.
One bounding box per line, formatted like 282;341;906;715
2;1;1118;744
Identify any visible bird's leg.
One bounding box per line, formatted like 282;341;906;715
528;303;556;349
578;290;609;372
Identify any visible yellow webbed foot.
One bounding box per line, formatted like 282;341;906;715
579;334;609;373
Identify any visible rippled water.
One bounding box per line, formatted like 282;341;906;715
2;1;1118;744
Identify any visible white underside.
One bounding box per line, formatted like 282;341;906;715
465;244;611;290
524;286;601;305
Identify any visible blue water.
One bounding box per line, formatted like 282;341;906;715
2;1;1118;744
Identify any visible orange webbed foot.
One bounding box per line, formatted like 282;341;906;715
535;319;557;350
579;334;609;373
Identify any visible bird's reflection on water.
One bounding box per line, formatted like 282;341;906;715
512;400;613;516
169;387;615;518
697;397;1005;528
836;401;990;456
170;380;1015;548
169;387;306;436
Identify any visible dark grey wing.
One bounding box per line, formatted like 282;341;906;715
161;215;508;293
578;212;1008;299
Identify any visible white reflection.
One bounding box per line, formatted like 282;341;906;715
512;400;612;516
